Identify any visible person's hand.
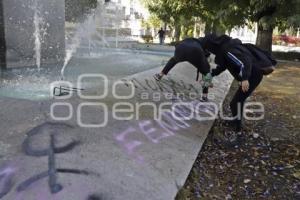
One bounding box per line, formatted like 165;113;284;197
241;80;249;92
202;73;213;88
154;73;164;81
201;81;214;88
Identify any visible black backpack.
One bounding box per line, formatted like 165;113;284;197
243;43;277;75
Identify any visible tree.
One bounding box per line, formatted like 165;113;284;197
143;0;300;51
142;0;200;41
142;14;162;30
65;0;98;22
205;0;300;51
248;0;300;51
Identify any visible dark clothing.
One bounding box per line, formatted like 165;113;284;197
202;87;209;94
162;38;210;79
158;29;165;45
199;34;242;56
243;43;277;74
200;34;251;80
162;57;177;75
201;34;276;81
158;30;165;38
161;38;211;98
211;45;253;81
200;34;277;131
230;66;263;126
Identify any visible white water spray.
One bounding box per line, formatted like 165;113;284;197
60;14;97;80
60;37;81;80
33;0;42;70
60;3;112;80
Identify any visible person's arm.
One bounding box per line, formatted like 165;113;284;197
241;58;252;81
240;58;252;92
211;65;226;77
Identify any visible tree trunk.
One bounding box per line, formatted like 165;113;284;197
204;21;212;35
193;20;197;37
212;21;225;36
174;24;181;42
256;21;273;52
0;0;6;70
168;26;174;42
182;24;189;39
163;23;167;32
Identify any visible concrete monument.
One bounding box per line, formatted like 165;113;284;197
0;0;65;69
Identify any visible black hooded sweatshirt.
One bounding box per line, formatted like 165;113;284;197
199;34;277;81
199;34;251;81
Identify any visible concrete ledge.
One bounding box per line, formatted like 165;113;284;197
0;63;233;200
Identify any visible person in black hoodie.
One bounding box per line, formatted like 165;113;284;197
199;34;277;132
154;38;213;101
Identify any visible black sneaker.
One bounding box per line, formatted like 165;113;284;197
201;96;208;102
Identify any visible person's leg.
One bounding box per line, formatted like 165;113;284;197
202;87;209;101
154;56;178;81
230;68;263;131
161;57;178;75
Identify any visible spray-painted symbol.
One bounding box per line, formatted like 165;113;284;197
16;122;94;194
0;165;16;199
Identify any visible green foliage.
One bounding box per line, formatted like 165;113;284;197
142;14;162;29
216;0;300;30
248;0;300;30
65;0;98;22
142;0;300;45
142;0;201;40
141;35;154;43
143;0;300;31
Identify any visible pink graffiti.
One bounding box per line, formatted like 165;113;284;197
139;120;171;144
115;102;205;163
114;127;145;164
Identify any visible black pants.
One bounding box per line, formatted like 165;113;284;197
230;66;263;129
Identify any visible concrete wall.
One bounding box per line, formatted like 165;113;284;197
1;0;65;68
0;0;6;69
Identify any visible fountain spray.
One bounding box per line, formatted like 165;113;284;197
60;37;80;80
33;0;42;70
60;13;97;81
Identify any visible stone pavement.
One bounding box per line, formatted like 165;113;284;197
0;62;233;200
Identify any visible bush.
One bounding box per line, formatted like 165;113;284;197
141;35;153;43
273;35;300;47
272;51;300;61
169;41;180;46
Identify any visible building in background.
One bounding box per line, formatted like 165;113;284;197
96;0;149;40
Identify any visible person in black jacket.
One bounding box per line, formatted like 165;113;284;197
158;28;166;45
154;38;212;101
200;34;277;132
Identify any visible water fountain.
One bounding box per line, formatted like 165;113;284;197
61;14;97;80
0;2;235;200
0;0;171;100
0;0;65;69
33;0;42;70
